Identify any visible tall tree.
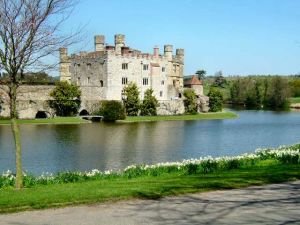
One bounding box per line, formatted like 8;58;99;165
0;0;78;189
122;82;140;116
195;69;206;81
140;88;159;116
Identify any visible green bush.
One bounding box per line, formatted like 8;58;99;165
140;89;159;116
208;87;223;112
183;89;198;114
49;81;81;116
94;100;126;121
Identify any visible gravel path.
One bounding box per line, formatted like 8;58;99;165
1;181;300;225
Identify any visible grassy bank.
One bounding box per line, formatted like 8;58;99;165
290;97;300;104
0;117;90;125
0;144;299;213
121;111;237;122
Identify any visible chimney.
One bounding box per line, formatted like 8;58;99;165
153;46;159;58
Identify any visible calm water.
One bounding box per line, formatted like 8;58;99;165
1;110;300;174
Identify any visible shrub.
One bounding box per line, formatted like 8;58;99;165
94;100;126;121
49;81;81;116
140;89;159;116
183;89;197;114
208;87;223;112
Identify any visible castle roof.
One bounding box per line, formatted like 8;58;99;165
184;75;202;86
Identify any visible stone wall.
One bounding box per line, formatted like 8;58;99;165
157;100;185;115
0;85;55;119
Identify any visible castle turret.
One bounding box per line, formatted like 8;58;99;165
59;47;71;83
176;48;184;64
164;45;173;61
95;35;105;52
115;34;125;55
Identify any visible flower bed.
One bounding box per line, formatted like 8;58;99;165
1;144;299;188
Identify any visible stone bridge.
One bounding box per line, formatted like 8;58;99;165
0;85;102;119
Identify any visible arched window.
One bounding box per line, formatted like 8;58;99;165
100;80;104;87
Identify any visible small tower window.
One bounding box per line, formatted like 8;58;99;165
161;80;164;85
122;77;128;85
87;63;91;70
122;63;128;70
87;77;90;84
100;80;104;87
143;78;149;85
162;67;165;72
160;91;163;97
143;64;149;70
77;77;81;85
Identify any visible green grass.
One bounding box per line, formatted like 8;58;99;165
121;111;237;122
0;160;299;213
0;117;90;125
289;97;300;104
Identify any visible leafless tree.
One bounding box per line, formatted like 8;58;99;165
0;0;80;189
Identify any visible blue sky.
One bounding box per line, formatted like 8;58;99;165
61;0;300;76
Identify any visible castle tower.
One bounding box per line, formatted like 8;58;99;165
176;48;184;64
59;47;71;83
94;35;105;52
114;34;125;55
164;45;173;61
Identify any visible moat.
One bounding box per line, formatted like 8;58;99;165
1;110;300;175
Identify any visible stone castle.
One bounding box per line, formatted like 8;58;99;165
0;34;207;119
60;34;184;101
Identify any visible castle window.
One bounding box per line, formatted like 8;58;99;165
122;63;128;70
87;77;90;84
77;77;81;85
143;64;149;70
173;65;177;73
87;63;91;70
161;80;164;85
100;80;104;87
162;67;165;72
122;77;128;85
143;78;148;86
160;91;163;97
173;80;176;86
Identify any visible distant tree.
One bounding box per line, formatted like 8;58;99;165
266;77;290;109
49;82;81;116
95;100;126;121
213;71;227;88
183;89;198;114
208;87;223;112
289;79;300;97
195;69;206;81
140;89;159;116
122;82;140;116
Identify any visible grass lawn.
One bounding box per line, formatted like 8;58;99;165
0;160;299;213
0;117;90;125
122;111;237;122
289;97;300;104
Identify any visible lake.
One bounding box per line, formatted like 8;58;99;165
1;110;300;174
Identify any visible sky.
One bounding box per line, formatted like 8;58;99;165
59;0;300;76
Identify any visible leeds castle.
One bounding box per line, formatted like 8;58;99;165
0;34;207;119
60;34;184;101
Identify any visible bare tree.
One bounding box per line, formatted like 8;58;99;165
0;0;79;189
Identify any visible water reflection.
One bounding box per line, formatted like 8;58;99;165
0;110;300;174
